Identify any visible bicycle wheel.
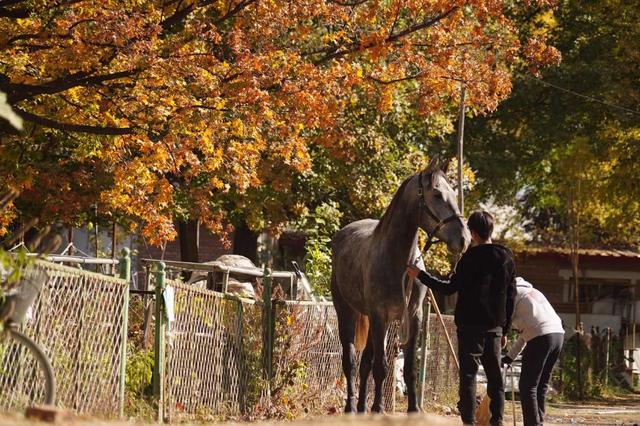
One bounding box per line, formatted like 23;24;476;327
0;327;56;409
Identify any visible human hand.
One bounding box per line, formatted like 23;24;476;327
501;335;507;349
501;356;513;367
406;265;420;281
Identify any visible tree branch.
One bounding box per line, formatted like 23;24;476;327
327;0;368;5
0;6;28;18
16;108;135;135
6;69;138;103
160;3;194;31
214;0;257;25
312;6;459;64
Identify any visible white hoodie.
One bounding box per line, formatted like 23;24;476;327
507;277;565;360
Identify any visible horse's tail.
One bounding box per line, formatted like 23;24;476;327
354;313;369;351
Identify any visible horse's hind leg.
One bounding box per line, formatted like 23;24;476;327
370;313;389;413
403;313;422;412
357;333;374;413
332;278;358;413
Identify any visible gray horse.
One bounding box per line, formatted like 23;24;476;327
331;159;470;413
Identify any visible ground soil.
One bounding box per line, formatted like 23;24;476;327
1;395;639;425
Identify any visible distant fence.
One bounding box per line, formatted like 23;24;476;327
0;259;129;416
421;312;459;408
1;256;459;420
164;279;263;420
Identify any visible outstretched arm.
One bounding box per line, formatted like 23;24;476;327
406;257;468;295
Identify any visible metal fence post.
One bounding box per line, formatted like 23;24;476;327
118;247;131;418
153;262;166;423
262;267;273;401
418;299;432;410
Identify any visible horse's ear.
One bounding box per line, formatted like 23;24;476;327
440;159;451;174
425;156;439;173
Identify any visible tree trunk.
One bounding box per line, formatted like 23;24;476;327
233;221;258;264
572;249;583;399
178;219;200;262
569;182;583;399
178;219;200;282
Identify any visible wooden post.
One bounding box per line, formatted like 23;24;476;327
118;248;131;418
456;83;466;214
632;283;637;382
94;205;99;259
604;327;611;387
67;228;74;256
153;262;166;423
111;223;117;275
569;182;583;398
418;298;432;409
572;250;582;398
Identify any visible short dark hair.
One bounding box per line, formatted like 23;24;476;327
467;210;494;241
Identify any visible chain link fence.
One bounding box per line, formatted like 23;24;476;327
154;266;455;420
421;312;459;409
164;279;264;420
0;260;128;416
1;258;459;420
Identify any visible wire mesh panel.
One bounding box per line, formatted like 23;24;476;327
0;331;50;409
272;301;399;414
422;313;459;408
271;301;342;413
0;261;128;416
164;279;263;420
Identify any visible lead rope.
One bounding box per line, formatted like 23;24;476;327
399;232;438;345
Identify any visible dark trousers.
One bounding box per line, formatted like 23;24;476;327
458;328;504;425
519;333;564;426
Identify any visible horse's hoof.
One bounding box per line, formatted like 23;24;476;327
371;405;386;415
344;400;357;415
407;406;421;414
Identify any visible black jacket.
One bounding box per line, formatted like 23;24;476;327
417;243;517;334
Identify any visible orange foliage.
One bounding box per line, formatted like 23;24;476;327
0;0;559;245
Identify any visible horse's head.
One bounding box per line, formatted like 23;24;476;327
414;158;470;254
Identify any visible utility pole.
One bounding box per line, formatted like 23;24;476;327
456;83;466;214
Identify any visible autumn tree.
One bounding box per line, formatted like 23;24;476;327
0;0;559;251
464;0;640;247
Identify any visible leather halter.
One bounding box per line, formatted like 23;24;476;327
417;171;464;255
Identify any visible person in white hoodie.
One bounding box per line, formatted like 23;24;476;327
501;277;564;426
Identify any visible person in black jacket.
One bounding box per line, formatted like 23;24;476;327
407;210;517;426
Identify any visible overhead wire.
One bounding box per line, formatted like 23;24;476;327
524;74;640;117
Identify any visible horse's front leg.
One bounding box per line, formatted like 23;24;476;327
370;314;389;413
403;313;422;413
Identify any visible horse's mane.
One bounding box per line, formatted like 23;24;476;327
374;175;414;236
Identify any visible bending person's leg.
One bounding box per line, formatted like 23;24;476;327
519;335;550;426
537;333;564;423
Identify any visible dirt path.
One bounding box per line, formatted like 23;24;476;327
543;393;640;425
2;396;639;425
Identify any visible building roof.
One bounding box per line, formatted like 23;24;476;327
516;246;640;259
